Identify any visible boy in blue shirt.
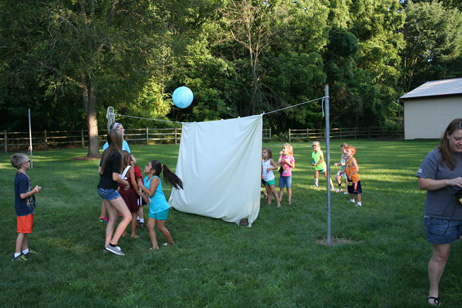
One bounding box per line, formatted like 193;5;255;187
11;153;42;261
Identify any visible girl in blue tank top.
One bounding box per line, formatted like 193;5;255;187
138;160;183;250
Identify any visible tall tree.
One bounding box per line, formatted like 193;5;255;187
402;1;462;91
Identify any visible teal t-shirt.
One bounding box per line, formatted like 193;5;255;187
144;175;170;214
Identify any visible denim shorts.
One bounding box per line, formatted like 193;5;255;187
279;176;292;188
97;188;121;201
425;217;462;244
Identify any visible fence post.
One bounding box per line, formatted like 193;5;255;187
269;127;271;140
289;128;292;143
174;127;178;145
44;130;48;151
4;130;7;153
146;127;149;145
81;129;84;147
340;127;342;139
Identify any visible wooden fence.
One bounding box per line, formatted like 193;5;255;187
288;127;404;142
1;126;401;152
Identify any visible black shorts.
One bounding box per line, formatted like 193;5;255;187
347;179;362;194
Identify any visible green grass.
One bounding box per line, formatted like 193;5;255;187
1;140;461;307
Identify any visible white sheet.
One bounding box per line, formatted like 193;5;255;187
169;115;262;226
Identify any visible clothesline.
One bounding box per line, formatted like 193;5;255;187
108;95;327;125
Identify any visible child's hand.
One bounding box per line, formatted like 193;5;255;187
279;151;283;156
34;186;42;194
334;163;339;166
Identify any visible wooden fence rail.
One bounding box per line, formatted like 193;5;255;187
1;126;401;152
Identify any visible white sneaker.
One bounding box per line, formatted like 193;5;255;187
336;188;343;193
344;192;348;195
355;203;362;207
105;245;125;256
347;200;355;204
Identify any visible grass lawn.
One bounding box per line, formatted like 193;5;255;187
1;139;461;307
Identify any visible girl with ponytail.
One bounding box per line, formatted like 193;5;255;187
138;160;183;249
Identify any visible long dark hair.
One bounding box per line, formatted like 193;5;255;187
439;118;462;170
150;160;183;190
101;129;124;174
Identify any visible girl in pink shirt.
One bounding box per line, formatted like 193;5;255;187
277;143;295;204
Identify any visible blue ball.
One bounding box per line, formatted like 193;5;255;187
172;86;194;109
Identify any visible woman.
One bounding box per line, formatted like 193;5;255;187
417;118;462;306
99;122;130;223
97;128;132;255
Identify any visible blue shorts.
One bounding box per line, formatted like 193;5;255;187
149;208;169;220
425;217;462;245
279;176;292;189
97;188;121;201
264;178;276;186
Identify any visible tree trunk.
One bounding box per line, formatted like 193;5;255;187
82;77;100;158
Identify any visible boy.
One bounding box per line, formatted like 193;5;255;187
311;141;334;189
344;146;362;206
11;153;41;261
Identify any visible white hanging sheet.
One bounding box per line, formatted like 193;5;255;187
169;115;262;226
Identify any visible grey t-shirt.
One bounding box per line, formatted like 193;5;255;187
416;148;462;220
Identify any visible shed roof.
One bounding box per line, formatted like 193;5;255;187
400;78;462;100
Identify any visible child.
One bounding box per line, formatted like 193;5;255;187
312;141;334;190
262;148;281;207
10;153;42;261
344;146;362;206
130;154;147;228
119;151;141;238
138;160;183;249
277;143;295;204
97;128;132;256
334;143;349;194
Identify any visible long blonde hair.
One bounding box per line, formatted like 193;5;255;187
283;143;293;156
101;128;124;174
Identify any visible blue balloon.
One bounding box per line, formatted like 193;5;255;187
172;86;194;109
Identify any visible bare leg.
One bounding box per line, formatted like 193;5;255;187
147;218;159;249
287;188;292;204
265;185;272;205
130;213;139;237
15;233;27;254
279;187;284;202
100;201;107;218
157;220;175;245
428;243;451;299
270;185;280;207
105;198;131;247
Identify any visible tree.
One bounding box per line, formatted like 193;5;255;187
1;1;161;157
402;1;462;91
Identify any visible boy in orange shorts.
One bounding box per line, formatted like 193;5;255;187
11;153;42;261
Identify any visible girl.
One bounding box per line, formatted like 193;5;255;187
97;129;131;256
312;141;334;190
130;154;148;228
119;151;141;238
138;160;183;249
99;121;130;223
262;148;281;207
334;143;349;194
278;143;295;204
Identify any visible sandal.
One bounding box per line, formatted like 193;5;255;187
427;296;440;307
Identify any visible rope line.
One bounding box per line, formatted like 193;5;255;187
115;113;183;125
263;96;327;115
107;96;327;126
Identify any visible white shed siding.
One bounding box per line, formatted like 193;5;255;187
404;96;462;139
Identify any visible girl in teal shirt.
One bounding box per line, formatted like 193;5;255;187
138;160;183;250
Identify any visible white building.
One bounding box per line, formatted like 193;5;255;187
400;78;462;140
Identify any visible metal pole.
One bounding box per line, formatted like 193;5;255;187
325;84;331;245
28;109;33;169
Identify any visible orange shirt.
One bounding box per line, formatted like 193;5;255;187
345;157;360;183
